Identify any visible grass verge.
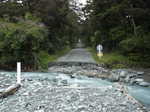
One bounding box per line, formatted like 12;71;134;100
88;48;134;69
38;47;71;71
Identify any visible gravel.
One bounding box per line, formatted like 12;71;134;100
48;64;109;78
0;73;147;112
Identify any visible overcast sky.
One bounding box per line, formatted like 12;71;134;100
74;0;88;20
78;0;87;5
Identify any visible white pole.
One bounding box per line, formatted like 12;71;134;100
98;49;101;54
17;62;21;84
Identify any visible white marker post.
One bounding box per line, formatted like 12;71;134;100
97;44;103;58
17;62;21;84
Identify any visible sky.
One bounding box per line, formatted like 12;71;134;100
78;0;87;5
72;0;88;20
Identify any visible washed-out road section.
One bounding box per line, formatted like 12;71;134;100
0;47;150;112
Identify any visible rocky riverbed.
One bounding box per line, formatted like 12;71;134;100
48;63;150;87
0;72;148;112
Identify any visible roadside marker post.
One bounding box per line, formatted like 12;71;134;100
17;62;21;84
97;44;103;58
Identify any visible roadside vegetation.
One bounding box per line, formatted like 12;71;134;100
83;0;150;68
38;47;70;71
89;48;150;69
0;0;79;71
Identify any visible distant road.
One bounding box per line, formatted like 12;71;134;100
57;48;96;63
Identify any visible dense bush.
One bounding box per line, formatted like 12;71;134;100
119;34;150;64
0;0;79;70
0;18;49;70
82;0;150;67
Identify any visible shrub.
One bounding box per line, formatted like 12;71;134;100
0;18;49;70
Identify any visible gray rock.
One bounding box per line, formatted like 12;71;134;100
138;82;150;87
27;78;33;81
34;109;44;112
52;78;58;82
70;74;76;78
109;73;119;82
125;76;130;83
119;71;127;78
135;78;144;83
60;80;68;86
137;72;144;75
130;78;137;85
129;73;137;78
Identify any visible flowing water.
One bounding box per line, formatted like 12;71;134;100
0;71;150;110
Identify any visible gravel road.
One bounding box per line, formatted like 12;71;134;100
57;48;96;63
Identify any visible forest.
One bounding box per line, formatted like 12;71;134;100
0;0;79;70
0;0;150;70
82;0;150;68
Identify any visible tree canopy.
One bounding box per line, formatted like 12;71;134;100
0;0;80;70
82;0;150;66
0;0;150;70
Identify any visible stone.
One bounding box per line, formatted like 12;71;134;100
27;78;33;81
125;76;130;83
70;84;79;87
120;71;127;78
129;73;137;78
70;74;76;78
77;105;86;111
138;82;150;87
22;92;30;96
135;78;144;83
52;78;58;82
137;72;144;75
34;109;44;112
60;80;68;86
88;75;95;78
109;73;119;82
130;78;136;85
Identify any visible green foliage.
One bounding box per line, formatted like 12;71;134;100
0;18;49;70
38;47;70;70
0;0;79;70
119;37;137;52
24;12;41;22
0;1;27;18
88;48;129;68
88;48;150;68
83;0;150;67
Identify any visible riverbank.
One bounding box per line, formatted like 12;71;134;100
48;62;150;87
